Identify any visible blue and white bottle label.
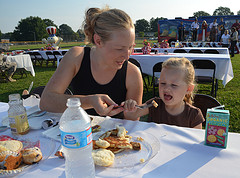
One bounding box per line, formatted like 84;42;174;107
60;126;92;149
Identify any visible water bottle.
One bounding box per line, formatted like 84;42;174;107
59;98;95;178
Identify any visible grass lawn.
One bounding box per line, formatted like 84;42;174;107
1;43;239;133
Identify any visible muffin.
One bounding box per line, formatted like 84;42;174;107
21;147;42;165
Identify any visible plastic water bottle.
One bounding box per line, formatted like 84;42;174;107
59;98;95;178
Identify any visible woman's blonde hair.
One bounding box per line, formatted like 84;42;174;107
83;7;134;44
162;57;196;105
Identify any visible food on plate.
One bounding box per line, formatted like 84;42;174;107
21;147;42;165
95;139;110;149
137;137;144;141
0;140;23;153
0;151;22;170
103;137;132;149
140;158;145;163
92;125;142;167
116;125;127;138
130;142;141;150
92;125;101;133
92;149;115;167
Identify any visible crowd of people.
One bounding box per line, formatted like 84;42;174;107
177;18;239;57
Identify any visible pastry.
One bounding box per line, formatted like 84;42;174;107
21;147;42;165
0;151;22;170
92;149;115;167
0;140;23;153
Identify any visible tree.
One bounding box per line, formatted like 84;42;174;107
237;10;240;15
135;19;150;33
0;30;2;39
213;6;234;16
150;17;164;32
59;24;77;41
12;16;48;41
193;11;210;18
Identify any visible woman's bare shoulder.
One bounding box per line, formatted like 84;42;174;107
68;46;85;57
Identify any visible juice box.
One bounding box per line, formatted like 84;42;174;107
205;108;230;148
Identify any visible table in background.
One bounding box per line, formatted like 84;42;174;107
130;53;233;86
134;47;229;54
5;54;35;76
0;102;240;178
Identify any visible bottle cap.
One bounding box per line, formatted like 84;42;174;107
9;93;21;101
66;98;81;107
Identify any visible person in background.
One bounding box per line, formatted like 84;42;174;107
177;21;185;41
221;30;230;48
230;27;238;57
218;18;225;40
121;57;205;129
40;7;143;120
191;18;199;41
231;19;240;33
0;51;17;82
201;20;208;41
209;19;218;42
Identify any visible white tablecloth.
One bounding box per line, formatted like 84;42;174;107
6;54;35;76
0;102;240;178
130;53;233;86
135;47;229;54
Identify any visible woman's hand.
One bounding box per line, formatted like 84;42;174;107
88;94;124;116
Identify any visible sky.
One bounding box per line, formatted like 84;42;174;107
0;0;239;34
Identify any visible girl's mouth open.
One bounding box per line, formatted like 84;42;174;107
164;94;173;101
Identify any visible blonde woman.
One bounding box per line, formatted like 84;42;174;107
40;7;143;120
122;58;205;129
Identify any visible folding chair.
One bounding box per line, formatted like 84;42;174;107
152;62;163;97
45;51;56;67
173;49;187;53
193;94;224;125
31;51;44;66
189;49;203;53
128;58;149;92
191;59;218;97
204;49;219;54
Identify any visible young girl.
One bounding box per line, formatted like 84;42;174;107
123;57;205;129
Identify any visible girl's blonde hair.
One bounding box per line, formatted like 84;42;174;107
83;7;134;44
162;57;196;105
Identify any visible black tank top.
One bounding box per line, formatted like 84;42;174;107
71;47;127;117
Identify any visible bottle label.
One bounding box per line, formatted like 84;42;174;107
9;113;29;134
60;126;92;149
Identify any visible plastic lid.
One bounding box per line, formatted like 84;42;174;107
9;93;21;101
66;98;81;107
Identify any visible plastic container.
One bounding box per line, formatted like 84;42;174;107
8;93;29;135
59;98;95;178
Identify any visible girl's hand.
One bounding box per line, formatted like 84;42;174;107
120;99;138;112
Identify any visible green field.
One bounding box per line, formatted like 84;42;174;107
1;43;239;133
